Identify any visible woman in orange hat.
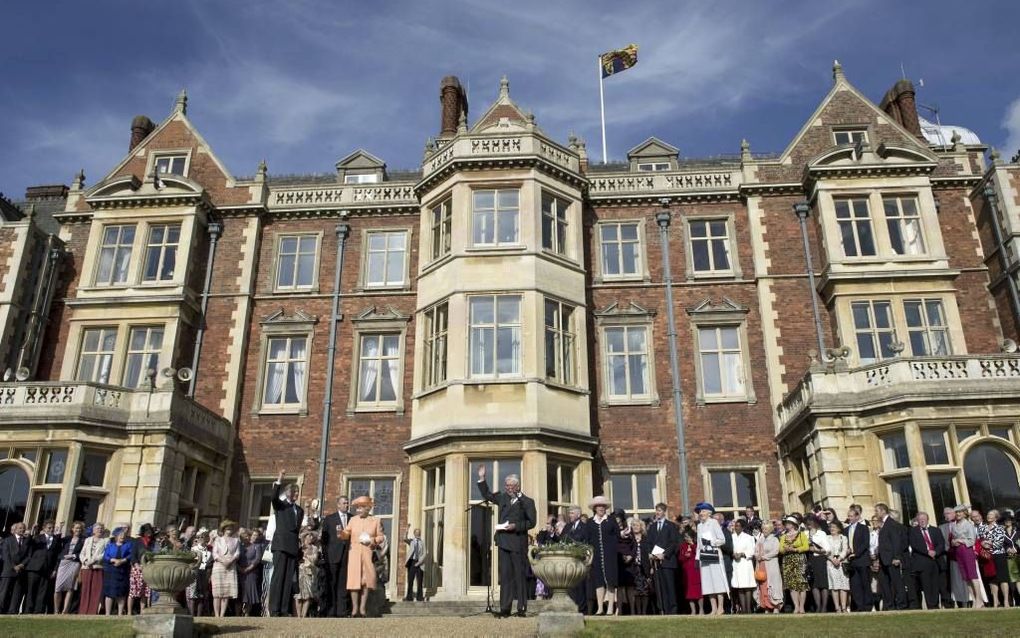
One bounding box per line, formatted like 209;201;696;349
346;495;385;617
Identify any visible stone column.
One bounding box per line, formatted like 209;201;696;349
437;453;468;599
523;451;546;523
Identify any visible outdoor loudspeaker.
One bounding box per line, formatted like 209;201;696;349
15;367;30;382
176;367;193;382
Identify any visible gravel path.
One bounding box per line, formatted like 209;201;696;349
196;616;539;637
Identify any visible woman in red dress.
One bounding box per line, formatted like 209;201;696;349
678;528;702;615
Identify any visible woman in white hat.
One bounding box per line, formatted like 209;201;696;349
346;495;386;617
585;495;619;615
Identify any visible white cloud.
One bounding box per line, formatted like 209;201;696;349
1003;97;1020;161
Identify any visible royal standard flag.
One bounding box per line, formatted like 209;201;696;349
600;44;639;78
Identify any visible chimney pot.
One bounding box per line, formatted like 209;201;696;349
130;115;156;151
439;76;468;138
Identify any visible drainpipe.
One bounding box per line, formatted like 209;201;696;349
188;219;222;397
317;219;351;506
793;202;827;354
983;185;1020;329
18;238;63;376
655;202;690;515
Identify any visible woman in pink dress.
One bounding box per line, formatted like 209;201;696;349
345;495;385;618
678;528;702;614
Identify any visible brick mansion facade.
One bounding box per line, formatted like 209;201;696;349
2;63;1020;599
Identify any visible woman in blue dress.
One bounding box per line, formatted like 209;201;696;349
585;495;619;615
102;527;134;615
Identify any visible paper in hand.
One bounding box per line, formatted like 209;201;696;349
495;522;510;532
651;545;666;558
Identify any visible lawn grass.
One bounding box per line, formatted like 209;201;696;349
581;608;1020;637
0;615;133;638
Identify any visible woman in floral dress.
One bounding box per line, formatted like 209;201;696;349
826;520;851;612
779;515;809;614
186;531;212;616
295;531;320;618
211;521;240;617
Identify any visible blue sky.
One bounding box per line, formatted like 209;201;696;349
3;0;1019;197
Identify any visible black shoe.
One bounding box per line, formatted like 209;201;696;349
402;597;413;602
495;610;511;618
514;610;528;618
415;597;425;602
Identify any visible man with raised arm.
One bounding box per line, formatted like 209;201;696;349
476;464;536;617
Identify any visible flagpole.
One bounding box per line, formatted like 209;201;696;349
598;55;607;164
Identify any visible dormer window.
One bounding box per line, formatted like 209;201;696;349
344;173;380;184
637;162;670;172
833;129;867;146
154;154;187;176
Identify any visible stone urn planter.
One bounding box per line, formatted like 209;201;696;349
140;551;198;615
527;542;593;612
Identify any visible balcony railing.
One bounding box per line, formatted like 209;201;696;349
0;381;231;446
776;355;1020;433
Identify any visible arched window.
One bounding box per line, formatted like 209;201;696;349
963;443;1020;513
0;465;31;534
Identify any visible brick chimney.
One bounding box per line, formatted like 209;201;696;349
880;80;924;140
439;76;468;138
130;115;156;151
24;184;69;201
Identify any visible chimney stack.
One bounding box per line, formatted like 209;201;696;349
130;115;156;151
880;79;924;140
439;76;468;138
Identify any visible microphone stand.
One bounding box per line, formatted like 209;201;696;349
466;501;495;615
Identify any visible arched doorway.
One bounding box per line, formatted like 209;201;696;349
964;443;1020;513
0;464;30;534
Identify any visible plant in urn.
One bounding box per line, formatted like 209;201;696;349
141;548;199;615
527;540;593;612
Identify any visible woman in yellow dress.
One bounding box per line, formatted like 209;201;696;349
345;495;386;617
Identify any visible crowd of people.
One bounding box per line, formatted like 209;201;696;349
535;499;1020;615
0;470;402;618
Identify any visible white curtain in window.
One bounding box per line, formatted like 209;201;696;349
904;218;924;255
385;337;400;400
360;337;379;402
96;354;112;384
265;362;285;404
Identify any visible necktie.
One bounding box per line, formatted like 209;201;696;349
922;529;933;552
658;520;663;532
412;539;419;562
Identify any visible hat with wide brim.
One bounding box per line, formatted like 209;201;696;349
219;519;237;534
782;515;801;526
352;495;374;509
954;503;970;513
589;495;611;510
694;502;715;514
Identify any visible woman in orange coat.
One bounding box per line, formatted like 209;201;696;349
345;495;386;617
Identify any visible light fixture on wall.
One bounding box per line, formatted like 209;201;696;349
15;367;30;382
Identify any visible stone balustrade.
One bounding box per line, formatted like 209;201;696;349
0;381;231;446
269;182;417;209
422;133;580;177
776;355;1020;432
588;169;741;197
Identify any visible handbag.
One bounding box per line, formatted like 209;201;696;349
754;562;768;583
700;540;721;565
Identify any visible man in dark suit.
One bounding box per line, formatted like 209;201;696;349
268;469;304;617
476;464;536;618
844;504;871;612
24;519;61;614
562;506;589;613
875;503;908;610
0;522;32;614
647;502;680;615
907;511;946;610
320;496;351;617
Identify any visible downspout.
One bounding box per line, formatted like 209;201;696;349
18;238;63;376
188;219;222;397
655;202;690;515
317;219;351;506
794;202;827;354
983;185;1020;329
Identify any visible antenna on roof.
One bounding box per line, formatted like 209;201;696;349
900;62;907;80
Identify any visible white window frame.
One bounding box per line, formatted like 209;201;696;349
882;195;926;256
244;476;300;530
546;460;577;518
702;465;767;520
141;223;181;283
833;129;868;146
422;301;449;390
637;162;671;172
343;173;380;184
834;197;877;258
354;333;403;410
76;327;118;384
471;188;520;247
344;474;400;596
851;300;898;364
94;224;137;286
362;229;410;289
273;233;321;292
696;325;746;401
541;191;570;256
597;221;645;281
904;298;951;356
348;310;410;414
685;217;738;278
687;301;756;405
602;325;652;403
544;298;576;386
429;197;452;262
468;294;522;379
605;469;664;519
153;153;188;177
260;335;309;411
122;325;164;388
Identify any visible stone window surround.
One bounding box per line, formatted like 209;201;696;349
418;299;449;393
357;227;414;292
243;474;302;529
427;195;453;264
346;309;410;415
594;306;659;407
834;291;966;367
145;148;193;179
815;180;947;266
466;293;524;381
80;214;195;291
538;185;577;263
61;318;176;388
831;126;870;148
603;465;667;518
593;218;651;284
270;231;323;294
700;462;769;518
0;443;114;527
468;184;523;249
686;300;756;405
251;311;317;416
682;213;742;280
341;472;402;596
543;295;578;388
870;422;1020;517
